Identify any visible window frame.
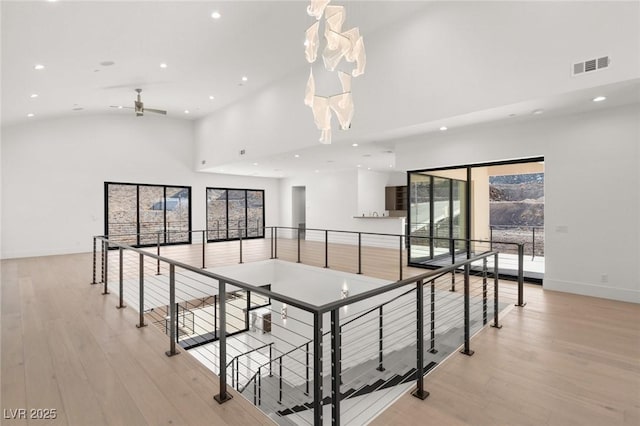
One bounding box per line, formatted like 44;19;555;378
206;187;265;242
104;181;192;247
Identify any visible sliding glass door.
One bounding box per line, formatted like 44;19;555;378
408;172;467;265
206;188;264;242
105;182;191;246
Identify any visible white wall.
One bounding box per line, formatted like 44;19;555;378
280;169;405;241
195;1;640;167
395;104;640;303
0;114;281;258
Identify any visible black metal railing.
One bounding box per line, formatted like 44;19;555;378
490;224;544;259
92;227;508;425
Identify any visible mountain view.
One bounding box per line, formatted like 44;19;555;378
489;173;544;256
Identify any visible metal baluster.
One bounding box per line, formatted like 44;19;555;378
102;240;110;295
274;227;278;259
165;265;179;357
412;279;429;400
117;247;126;309
313;312;323;425
91;237;97;284
324;230;329;268
214;280;232;403
156;233;161;275
269;227;274;259
516;244;526;307
460;264;474;356
297;226;301;263
269;344;273;377
137;253;147;328
399;235;403;280
202;230;206;269
492;253;503;329
377;305;385;371
258;367;262;405
429;279;437;354
305;342;310;396
331;308;341;426
278;356;283;404
483;257;488;326
357;233;362;275
100;238;105;283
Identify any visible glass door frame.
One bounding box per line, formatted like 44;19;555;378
206;187;265;242
407;156;544;270
104;181;192;247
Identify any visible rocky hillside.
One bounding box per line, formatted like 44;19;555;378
490;174;544;227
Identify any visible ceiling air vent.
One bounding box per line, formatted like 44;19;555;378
572;56;610;76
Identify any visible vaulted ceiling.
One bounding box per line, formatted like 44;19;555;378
2;1;639;178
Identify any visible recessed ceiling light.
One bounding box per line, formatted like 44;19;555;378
116;105;123;109
367;167;371;170
357;164;362;168
314;169;320;173
211;11;221;19
30;93;39;98
160;63;168;69
389;164;393;168
439;126;448;131
184;110;190;114
532;109;544;115
209;95;215;100
592;96;607;102
294;154;300;158
352;143;358;147
34;64;45;70
27;113;34;117
253;162;259;166
242;76;248;82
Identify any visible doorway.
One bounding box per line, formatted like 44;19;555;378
407;157;544;282
292;186;306;239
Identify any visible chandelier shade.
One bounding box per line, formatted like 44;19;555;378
303;0;365;143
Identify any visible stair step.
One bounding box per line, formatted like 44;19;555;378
275;362;437;417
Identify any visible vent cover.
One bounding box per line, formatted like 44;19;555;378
572;56;610;76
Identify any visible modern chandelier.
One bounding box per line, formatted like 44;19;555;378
304;0;366;144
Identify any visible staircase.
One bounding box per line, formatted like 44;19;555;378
240;322;474;425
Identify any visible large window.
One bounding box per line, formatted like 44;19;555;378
106;182;191;246
206;188;264;241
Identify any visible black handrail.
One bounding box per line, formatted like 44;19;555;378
237;266;456;396
226;342;273;370
340;267;452;329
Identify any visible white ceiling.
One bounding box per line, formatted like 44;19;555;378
1;0;429;126
2;1;639;178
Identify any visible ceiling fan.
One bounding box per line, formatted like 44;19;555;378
110;88;167;116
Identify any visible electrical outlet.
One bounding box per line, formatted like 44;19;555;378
601;274;608;283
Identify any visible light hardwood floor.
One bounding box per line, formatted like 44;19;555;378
1;253;272;426
2;242;639;425
373;288;640;426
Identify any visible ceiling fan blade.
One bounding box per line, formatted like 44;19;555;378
144;108;167;115
110;105;134;110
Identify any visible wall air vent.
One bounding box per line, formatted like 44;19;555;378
572;56;610;76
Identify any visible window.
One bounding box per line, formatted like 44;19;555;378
105;182;191;246
206;188;264;241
